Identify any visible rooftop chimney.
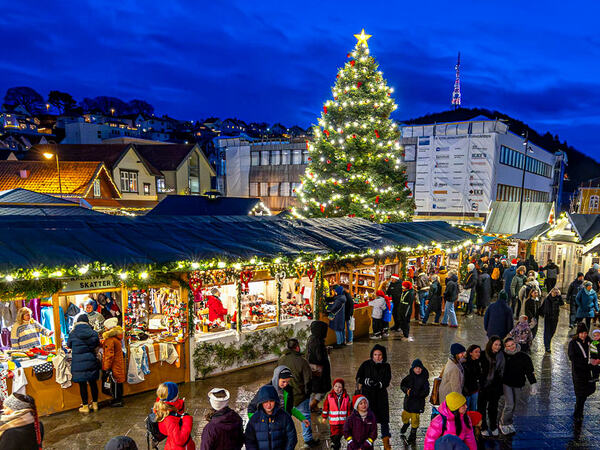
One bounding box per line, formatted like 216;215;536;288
19;169;29;179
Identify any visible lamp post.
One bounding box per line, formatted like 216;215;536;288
43;152;62;197
517;132;534;233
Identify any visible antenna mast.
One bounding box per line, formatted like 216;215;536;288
451;52;461;109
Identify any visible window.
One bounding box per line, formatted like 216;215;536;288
157;178;166;193
302;149;309;164
120;170;138;193
189;154;200;193
249;182;259;197
292;149;302;164
269;182;279;197
271;150;281;165
499;145;551;178
280;182;290;197
260;151;270;166
404;144;416;162
291;182;301;197
496;184;549;202
97;131;102;139
281;149;290;165
251;152;260;166
143;183;151;196
590;195;600;211
93;179;101;198
259;182;269;196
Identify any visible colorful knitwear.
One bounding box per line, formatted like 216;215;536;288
10;320;52;350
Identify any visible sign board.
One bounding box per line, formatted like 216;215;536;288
507;243;519;261
62;276;117;293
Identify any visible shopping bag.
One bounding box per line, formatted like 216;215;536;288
458;289;471;304
101;370;116;397
349;316;356;331
383;302;393;322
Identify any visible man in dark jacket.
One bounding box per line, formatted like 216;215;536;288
201;388;244;450
542;260;560;291
484;291;514;339
568;273;585;329
477;266;492;316
327;285;346;347
245;385;297;450
392;281;415;338
386;274;402;329
306;321;331;411
463;263;478;316
343;288;354;345
584;264;600;292
278;339;319;447
503;260;517;297
442;272;459;327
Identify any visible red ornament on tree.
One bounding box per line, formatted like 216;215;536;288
396;197;401;201
320;204;325;213
324;129;330;137
346;163;352;171
347;53;351;58
375;195;380;204
352;134;357;139
357;81;362;88
405;182;409;188
307;157;312;161
384;158;389;162
326;159;331;164
350;60;355;67
365;180;370;184
323;106;328;114
375;130;380;138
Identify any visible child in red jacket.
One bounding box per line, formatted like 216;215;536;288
322;378;352;450
343;395;377;450
153;382;195;450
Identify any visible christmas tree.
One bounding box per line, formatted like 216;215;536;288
294;30;414;222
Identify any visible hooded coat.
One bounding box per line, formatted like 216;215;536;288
327;293;346;332
156;399;195;450
427;280;443;314
206;295;227;322
503;266;517;295
247;366;306;422
439;357;464;403
355;344;391;423
67;320;100;383
540;292;563;324
568;336;597;398
200;407;244;450
483;293;514;339
343;409;377;450
443;275;459;304
278;348;312;406
576;288;599;318
585;268;600;291
423;401;477;450
306;321;332;394
400;360;430;413
102;326;126;383
476;272;492;309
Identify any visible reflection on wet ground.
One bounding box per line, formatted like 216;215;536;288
42;307;598;448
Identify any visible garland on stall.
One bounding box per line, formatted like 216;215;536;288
193;325;310;378
0;278;63;301
314;265;325;316
399;253;408;280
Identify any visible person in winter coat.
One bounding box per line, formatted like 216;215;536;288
424;392;476;450
327;285;347;347
386;273;402;321
153;382;195;450
526;255;539;273
245;385;297;450
568;322;600;421
67;314;100;413
484;290;514;339
104;436;138;450
278;339;318;447
400;359;430;444
540;288;564;353
97;293;121;322
438;266;448;291
517;277;540;308
439;343;467;402
84;299;105;331
510;266;527;319
369;290;388;338
416;269;431;321
462;264;478;316
585;263;600;292
567;273;585;329
423;275;443;325
523;288;541;339
476;267;491;316
391;281;414;338
356;344;392;448
507;315;533;353
344;287;355;345
306;321;332;411
0;393;44;450
343;395;378;450
542;259;560;291
206;288;228;323
503;260;518;298
10;307;53;350
576;281;599;331
321;378;352;450
200;388;243;450
478;336;504;437
102;317;125;407
248;365;308;425
442;272;459;328
462;345;482;411
499;338;536;435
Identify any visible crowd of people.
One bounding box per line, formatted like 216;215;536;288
5;255;600;449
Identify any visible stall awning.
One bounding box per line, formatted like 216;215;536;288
484;201;553;235
509;222;551;240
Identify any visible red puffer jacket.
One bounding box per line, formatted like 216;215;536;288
157;399;196;450
207;295;227;322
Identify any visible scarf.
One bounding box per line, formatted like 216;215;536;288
0;409;35;440
359;410;368;419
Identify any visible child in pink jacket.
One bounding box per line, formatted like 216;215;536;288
424;392;476;450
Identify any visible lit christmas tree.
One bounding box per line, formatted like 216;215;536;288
294;30;415;222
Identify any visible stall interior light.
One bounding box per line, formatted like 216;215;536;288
5;275;13;282
78;266;89;275
119;272;128;280
217;261;226;268
191;262;199;269
139;272;149;280
32;271;40;278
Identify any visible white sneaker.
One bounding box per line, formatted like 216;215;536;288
491;429;499;437
508;424;516;434
369;335;382;340
346;341;353;345
499;424;511;435
481;430;491;437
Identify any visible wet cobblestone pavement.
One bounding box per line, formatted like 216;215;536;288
43;307;598;449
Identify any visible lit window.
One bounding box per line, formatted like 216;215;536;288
120;170;138;193
143;183;151;196
93;179;101;198
269;183;279;197
590;195;600;211
157;178;166;193
281;149;290;165
292;150;302;164
249;182;259;197
280;182;290;197
251;152;260;166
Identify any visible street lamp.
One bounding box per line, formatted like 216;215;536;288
43;152;63;197
517;132;535;233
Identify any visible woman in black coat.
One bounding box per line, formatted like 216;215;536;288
306;320;332;411
478;336;505;437
356;344;392;446
67;314;100;413
462;344;483;411
477;267;492;315
540;288;564;353
568;322;599;421
422;275;442;325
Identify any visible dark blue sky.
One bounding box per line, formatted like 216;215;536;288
3;1;600;158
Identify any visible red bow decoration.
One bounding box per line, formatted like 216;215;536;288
306;266;317;282
375;130;380;138
240;270;253;293
376;195;380;204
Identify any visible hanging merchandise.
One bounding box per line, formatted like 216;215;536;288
240;270;254;294
188;271;203;302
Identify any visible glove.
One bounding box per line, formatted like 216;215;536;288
530;384;538;395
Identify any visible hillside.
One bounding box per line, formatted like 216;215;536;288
401;107;599;195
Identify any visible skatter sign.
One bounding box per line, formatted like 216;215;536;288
62;276;117;293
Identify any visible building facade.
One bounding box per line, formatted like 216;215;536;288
571;178;600;214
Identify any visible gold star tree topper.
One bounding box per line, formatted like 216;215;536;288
354;29;372;47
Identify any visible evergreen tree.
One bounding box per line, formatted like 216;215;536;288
295;30;414;222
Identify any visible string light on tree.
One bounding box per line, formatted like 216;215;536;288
293;30;414;222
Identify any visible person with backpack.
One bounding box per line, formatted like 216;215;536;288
567;273;585;329
245;385;297;450
424;392;476;450
540;287;564;354
416;268;430;321
441;272;459;328
321;378;352;450
490;260;502;295
400;359;430;444
476;266;491;316
542;260;560;291
422;274;443;325
478;336;504;437
503;260;517;299
200;388;244;450
152;382;195;450
510;266;527;319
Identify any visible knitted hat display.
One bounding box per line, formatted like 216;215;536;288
450;343;466;356
402;281;412;290
352;394;368;410
163;381;179;402
207;388;230;410
104;317;118;330
390;274;400;280
445;392;466;412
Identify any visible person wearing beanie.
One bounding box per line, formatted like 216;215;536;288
590;329;600;364
0;393;44;450
200;388;243;450
424;392;475;450
441;271;459;328
343;395;377;450
568;322;600;421
67;311;101;414
422;274;443;325
567;273;585;329
356;344;392;449
84;298;105;331
540;287;564;353
499;337;536;435
400;359;430;444
153;382;195;449
369;290;388;339
104;436;138;450
585;263;600;292
327;285;347;347
439;344;466;403
10;307;53;351
245;385;297;450
102;317;126;407
502;260;517;300
321;378;352;450
433;434;469;450
483;290;514;339
389;280;414;338
386;273;403;330
461;263;478;316
576;280;599;331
